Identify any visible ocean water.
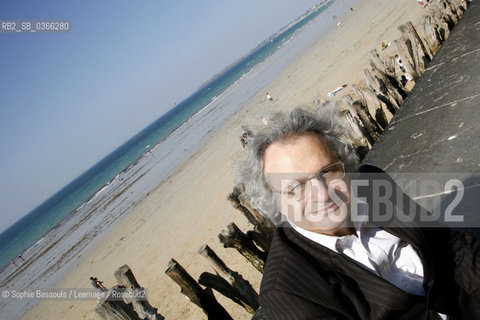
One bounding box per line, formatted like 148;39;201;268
0;0;358;318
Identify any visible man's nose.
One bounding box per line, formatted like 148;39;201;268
305;178;329;202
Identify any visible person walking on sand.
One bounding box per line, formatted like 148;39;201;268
90;276;107;291
266;93;273;102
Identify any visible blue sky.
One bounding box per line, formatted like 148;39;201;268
0;0;323;232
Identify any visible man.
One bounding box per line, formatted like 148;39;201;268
239;108;480;319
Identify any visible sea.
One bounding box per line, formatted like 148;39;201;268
0;0;357;318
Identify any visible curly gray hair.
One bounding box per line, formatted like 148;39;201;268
236;108;359;224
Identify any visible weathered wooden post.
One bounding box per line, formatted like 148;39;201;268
406;21;432;60
351;84;385;136
369;49;391;77
227;185;260;227
228;186;274;252
238;192;274;242
337;96;373;158
369;60;405;107
422;15;442;56
341;95;376;147
385;56;397;79
338;109;370;160
219;223;267;273
114;265;163;320
165;259;233;319
439;0;459;24
238;193;269;229
398;22;430;77
352;100;383;141
428;7;451;41
95;287;143;320
393;39;419;81
359;87;389;129
364;69;397;119
198;244;259;313
95;265;164;320
449;0;467;17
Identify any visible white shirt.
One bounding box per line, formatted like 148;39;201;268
287;202;448;319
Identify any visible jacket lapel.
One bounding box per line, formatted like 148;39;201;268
284;227;423;319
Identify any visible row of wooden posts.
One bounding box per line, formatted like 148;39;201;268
93;0;468;319
165;186;274;319
92;185;272;320
337;0;467;160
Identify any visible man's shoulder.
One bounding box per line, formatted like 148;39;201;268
261;229;292;290
260;228;345;314
261;228;329;293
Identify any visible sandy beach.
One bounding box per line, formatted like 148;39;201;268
21;1;428;319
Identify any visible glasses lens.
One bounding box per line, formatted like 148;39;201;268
277;162;344;200
323;163;345;184
284;183;304;199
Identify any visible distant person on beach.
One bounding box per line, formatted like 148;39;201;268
400;74;409;86
240;126;254;149
241;126;254;139
240;135;248;149
395;55;412;85
266;93;273;102
238;108;480;319
90;276;107;291
11;260;17;267
327;84;347;97
395;54;406;73
380;40;391;51
262;116;269;126
18;254;25;262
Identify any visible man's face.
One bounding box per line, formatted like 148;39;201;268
263;134;351;235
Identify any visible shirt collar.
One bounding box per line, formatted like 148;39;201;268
287;200;368;253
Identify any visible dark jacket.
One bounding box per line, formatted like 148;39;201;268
260;166;480;319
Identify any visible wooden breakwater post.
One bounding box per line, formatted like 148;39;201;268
95;288;142;320
219;222;267;274
398;21;431;77
198;244;259;314
227;185;274;253
165;259;233;319
343;92;382;143
114;265;162;320
353;85;389;130
368;58;406;105
95;265;164;320
336;0;471;157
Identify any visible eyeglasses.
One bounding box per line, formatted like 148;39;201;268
272;162;345;200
